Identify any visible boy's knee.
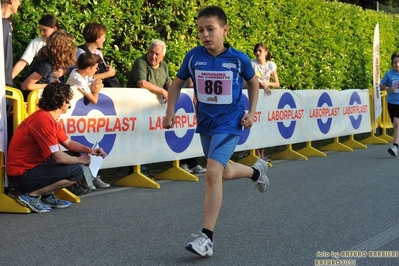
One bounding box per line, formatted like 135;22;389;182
222;166;232;181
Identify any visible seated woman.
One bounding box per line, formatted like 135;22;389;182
20;30;76;101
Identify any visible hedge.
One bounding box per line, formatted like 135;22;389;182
10;0;399;89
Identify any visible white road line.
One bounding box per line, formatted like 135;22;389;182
350;224;399;251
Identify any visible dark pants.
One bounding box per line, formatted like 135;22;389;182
8;156;83;193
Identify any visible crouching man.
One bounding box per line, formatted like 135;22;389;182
6;83;107;213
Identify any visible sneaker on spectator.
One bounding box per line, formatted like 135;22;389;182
41;193;71;209
388;145;398;157
93;175;110;188
181;164;193;173
191;165;206;174
185;232;213;257
67;182;91;196
16;194;51;213
252;158;269;193
88;184;96;190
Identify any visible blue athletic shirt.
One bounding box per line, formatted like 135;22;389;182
177;45;255;136
381;69;399;105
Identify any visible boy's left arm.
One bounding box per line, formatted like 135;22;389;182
241;75;259;129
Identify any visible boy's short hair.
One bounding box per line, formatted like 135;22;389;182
77;53;101;70
83;22;106;43
198;6;227;26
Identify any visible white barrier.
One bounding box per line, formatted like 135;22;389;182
59;88;371;169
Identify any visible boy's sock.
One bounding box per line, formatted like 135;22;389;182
394;143;398;148
250;167;260;181
202;228;213;241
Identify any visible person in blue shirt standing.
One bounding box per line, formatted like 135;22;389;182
163;5;269;257
380;52;399;157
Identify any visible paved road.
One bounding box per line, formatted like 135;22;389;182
1;143;399;266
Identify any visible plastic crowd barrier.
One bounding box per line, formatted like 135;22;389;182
0;86;392;213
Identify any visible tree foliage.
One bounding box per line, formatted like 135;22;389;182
331;0;399;9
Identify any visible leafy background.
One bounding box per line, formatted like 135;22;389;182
11;0;399;90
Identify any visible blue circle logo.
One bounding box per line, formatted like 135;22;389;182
165;93;196;153
348;92;362;129
277;93;296;139
70;94;117;154
316;92;333;134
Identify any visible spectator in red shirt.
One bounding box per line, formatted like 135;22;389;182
6;83;107;213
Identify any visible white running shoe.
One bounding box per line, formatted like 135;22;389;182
191;165;206;174
185;232;213;257
92;176;110;188
388;145;398;157
181;164;193;173
252;158;269;193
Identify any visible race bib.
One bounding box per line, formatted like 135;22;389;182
195;70;233;104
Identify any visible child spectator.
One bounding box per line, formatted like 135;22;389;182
67;53;103;104
251;42;279;161
12;14;59;79
66;53;111;190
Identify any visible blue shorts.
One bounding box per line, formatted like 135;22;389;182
200;134;240;167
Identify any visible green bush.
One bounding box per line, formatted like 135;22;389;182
11;0;399;89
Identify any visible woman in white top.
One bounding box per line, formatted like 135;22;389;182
252;42;280;161
12;14;59;79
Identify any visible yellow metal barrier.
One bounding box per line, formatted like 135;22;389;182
297;141;327;157
236;149;272;168
343;135;367;149
273;144;308;160
361;90;388;144
155;160;199;182
0;87;31;213
5;87;27;131
26;89;40;115
321;136;353;152
116;164;161;188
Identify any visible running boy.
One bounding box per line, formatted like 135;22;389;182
380;52;399;156
162;6;269;257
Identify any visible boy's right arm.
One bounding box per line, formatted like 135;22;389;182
162;77;185;129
